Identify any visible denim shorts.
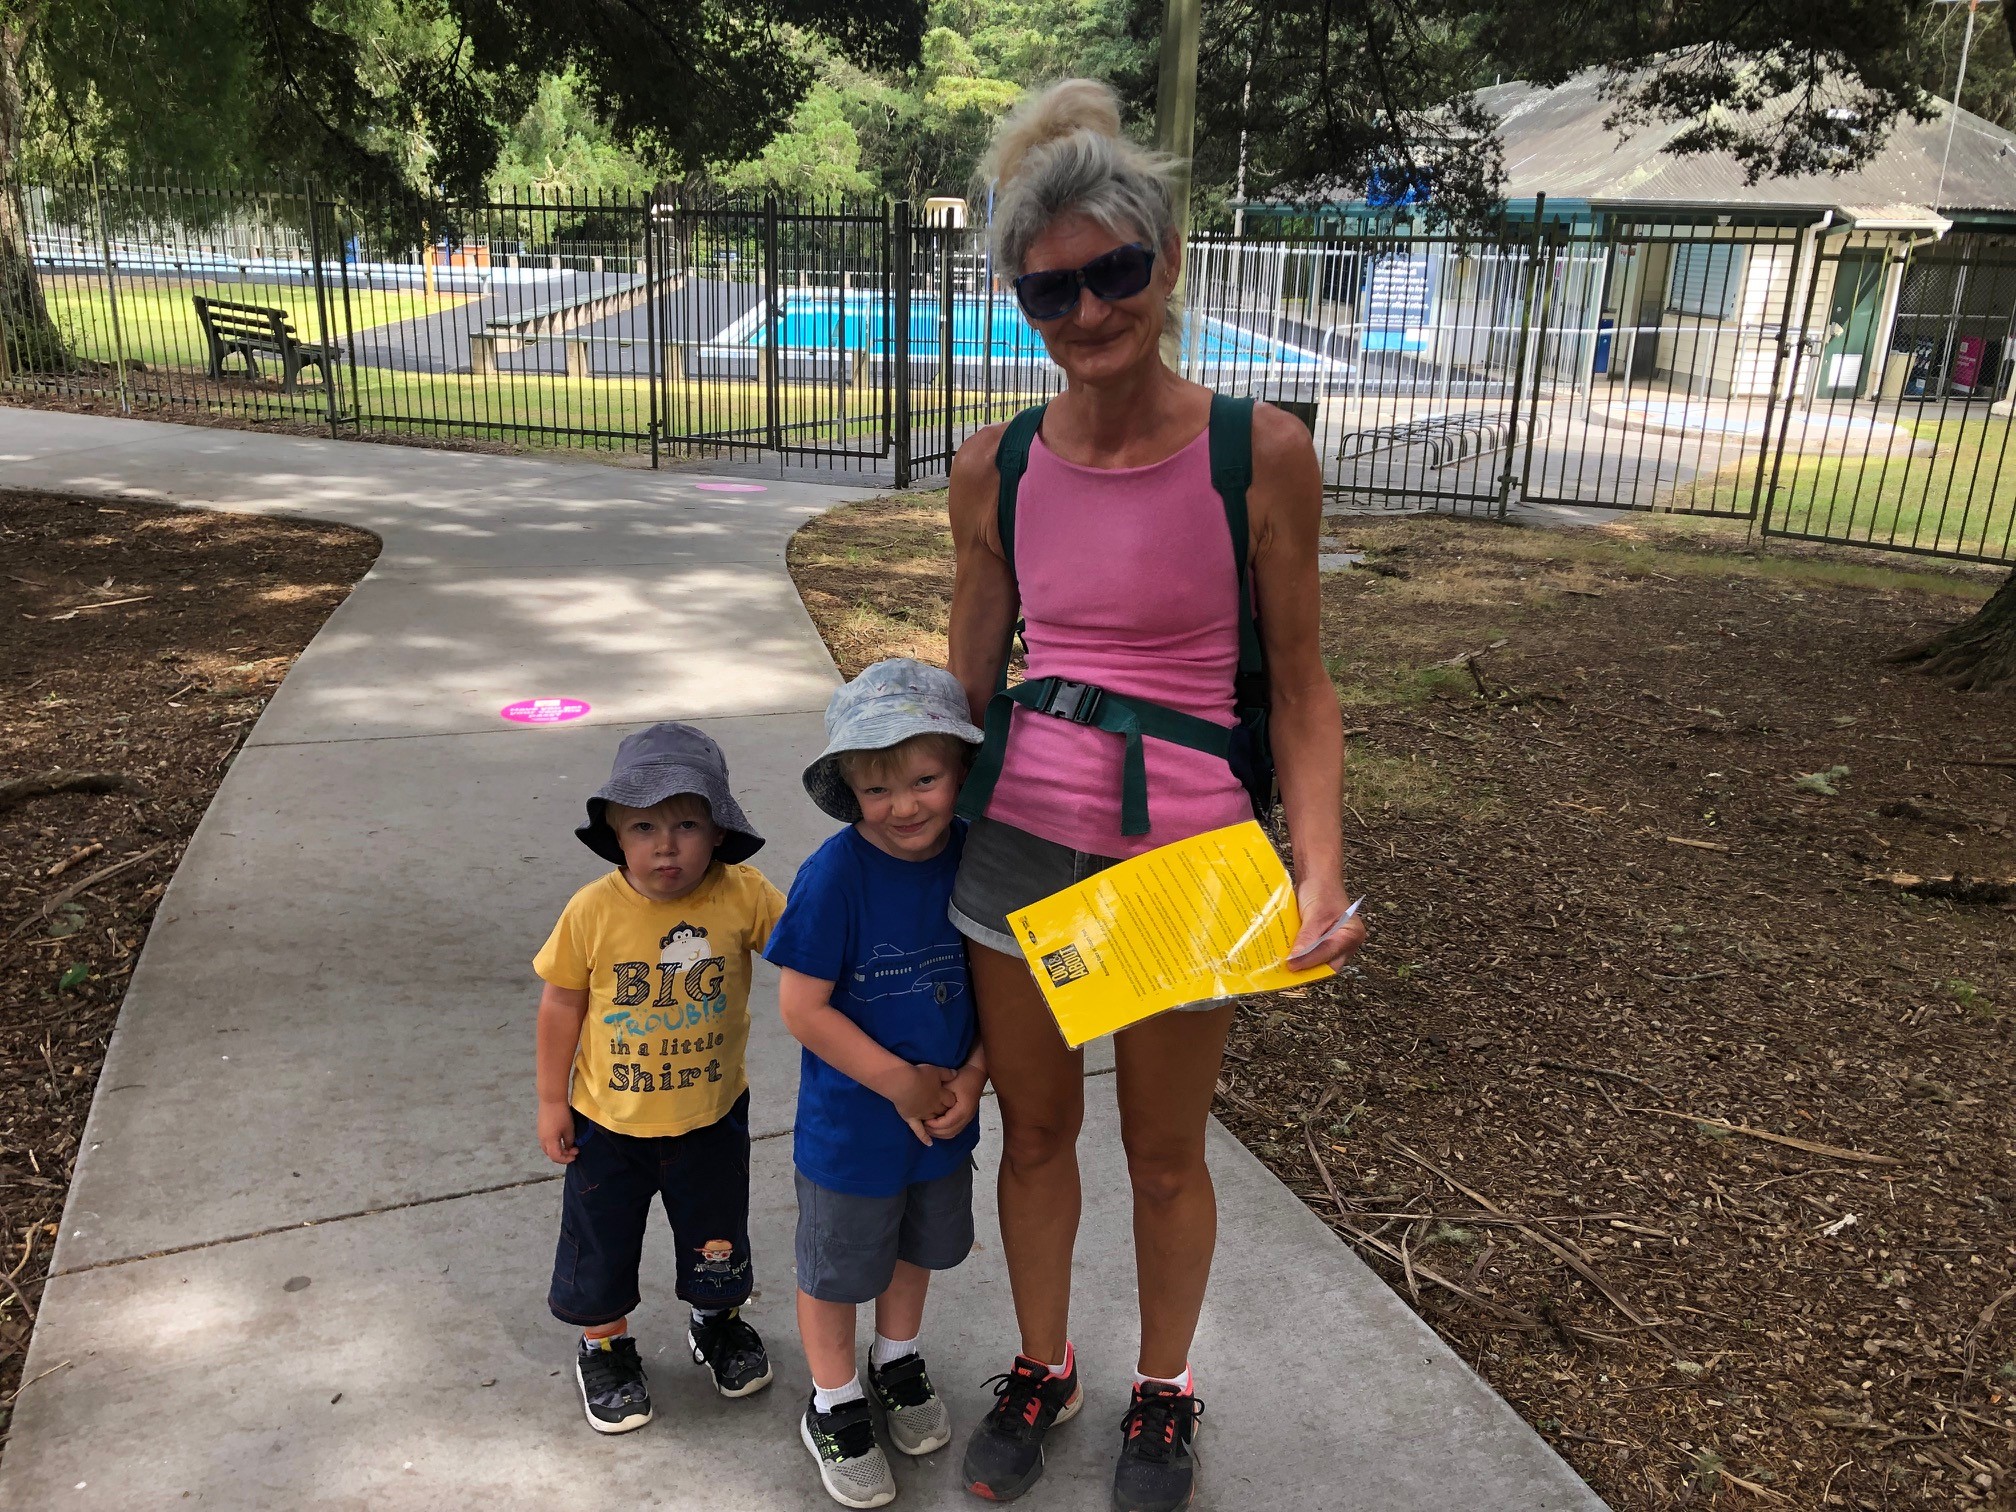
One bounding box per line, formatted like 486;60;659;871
949;816;1217;1012
793;1162;975;1305
547;1092;754;1327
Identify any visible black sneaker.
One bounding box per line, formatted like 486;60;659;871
801;1394;898;1508
687;1307;774;1397
869;1350;952;1455
961;1352;1082;1502
575;1335;651;1434
1111;1381;1204;1512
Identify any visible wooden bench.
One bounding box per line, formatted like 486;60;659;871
192;296;338;393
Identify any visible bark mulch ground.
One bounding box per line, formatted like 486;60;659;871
0;489;378;1455
789;493;2016;1510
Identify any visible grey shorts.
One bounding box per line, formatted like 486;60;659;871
949;816;1217;1012
949;816;1122;956
794;1162;976;1305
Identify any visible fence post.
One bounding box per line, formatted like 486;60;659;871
940;210;955;470
1496;192;1545;518
306;180;342;438
1760;225;1832;538
333;205;362;432
89;163;130;414
1743;218;1812;529
894;200;912;488
1518;217;1563;501
763;194;781;454
644;190;661;469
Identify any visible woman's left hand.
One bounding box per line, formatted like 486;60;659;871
1285;876;1366;972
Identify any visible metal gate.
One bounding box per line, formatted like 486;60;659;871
653;195;893;469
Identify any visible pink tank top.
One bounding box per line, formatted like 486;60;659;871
982;424;1251;858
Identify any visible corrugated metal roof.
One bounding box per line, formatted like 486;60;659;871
1483;70;2016;215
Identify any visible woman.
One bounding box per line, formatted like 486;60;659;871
945;80;1367;1511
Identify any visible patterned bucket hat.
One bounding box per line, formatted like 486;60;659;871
801;658;986;823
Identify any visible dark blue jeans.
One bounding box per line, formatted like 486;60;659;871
547;1092;754;1328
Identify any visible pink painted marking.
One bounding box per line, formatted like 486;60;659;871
694;481;767;493
501;698;591;725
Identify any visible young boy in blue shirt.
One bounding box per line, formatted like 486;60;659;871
765;660;989;1509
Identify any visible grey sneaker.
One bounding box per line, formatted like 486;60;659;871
802;1395;898;1508
870;1351;952;1455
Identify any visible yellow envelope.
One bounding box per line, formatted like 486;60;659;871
1007;820;1334;1047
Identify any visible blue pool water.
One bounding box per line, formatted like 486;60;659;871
740;291;1334;371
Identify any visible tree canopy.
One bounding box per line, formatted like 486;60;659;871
3;0;927;206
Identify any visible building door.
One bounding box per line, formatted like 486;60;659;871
1819;251;1887;399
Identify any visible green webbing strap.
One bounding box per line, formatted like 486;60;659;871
957;677;1233;837
995;403;1047;582
1208;393;1265;679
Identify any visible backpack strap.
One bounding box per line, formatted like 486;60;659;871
956;405;1047;826
1207;392;1265;682
995;402;1047;582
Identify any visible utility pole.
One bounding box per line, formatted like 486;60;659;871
1154;0;1202;368
1934;0;1999;212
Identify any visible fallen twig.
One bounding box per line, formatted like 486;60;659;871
0;1357;71;1405
0;769;147;813
1961;1283;2016;1386
1387;1141;1670;1342
1533;1060;1667;1097
1866;872;2015;906
1301;1127;1543;1330
1664;835;1731;853
45;842;106;878
5;844;167;942
1625;1107;1902;1166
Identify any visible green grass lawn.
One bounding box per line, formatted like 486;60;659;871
40;275;465;372
1664;414;2016;563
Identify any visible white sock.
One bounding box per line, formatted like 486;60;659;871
1132;1365;1193;1395
690;1306;728;1327
871;1331;920;1368
582;1330;624;1351
812;1374;866;1413
1038;1341;1073;1378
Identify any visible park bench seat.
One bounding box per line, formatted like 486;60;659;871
193;296;338;393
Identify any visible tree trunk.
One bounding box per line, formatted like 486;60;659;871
1889;568;2016;693
0;13;63;374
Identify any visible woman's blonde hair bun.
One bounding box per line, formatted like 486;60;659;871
982;79;1125;193
978;78;1183;277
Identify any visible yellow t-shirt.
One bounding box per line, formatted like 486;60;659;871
534;863;786;1138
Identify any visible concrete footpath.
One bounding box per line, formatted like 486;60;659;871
0;409;1605;1510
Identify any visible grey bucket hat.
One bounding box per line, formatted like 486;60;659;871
577;722;764;866
802;658;986;824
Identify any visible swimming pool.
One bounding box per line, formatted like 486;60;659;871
711;290;1342;378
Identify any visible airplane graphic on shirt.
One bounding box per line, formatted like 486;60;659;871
848;943;966;1003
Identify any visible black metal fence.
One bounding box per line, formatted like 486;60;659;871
3;175;2011;566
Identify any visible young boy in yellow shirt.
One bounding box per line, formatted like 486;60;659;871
533;723;785;1434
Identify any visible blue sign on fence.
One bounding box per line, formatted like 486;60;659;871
1361;252;1435;354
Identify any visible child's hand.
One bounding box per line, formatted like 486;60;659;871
923;1064;985;1141
887;1062;955;1144
538;1101;578;1164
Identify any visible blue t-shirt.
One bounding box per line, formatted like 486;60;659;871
764;822;978;1197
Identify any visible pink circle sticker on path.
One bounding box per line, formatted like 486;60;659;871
695;481;767;493
501;698;591;725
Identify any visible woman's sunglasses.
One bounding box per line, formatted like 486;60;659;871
1011;243;1157;321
